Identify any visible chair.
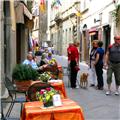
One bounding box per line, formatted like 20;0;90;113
1;76;26;119
27;82;52;101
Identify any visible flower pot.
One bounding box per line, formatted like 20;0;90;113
14;80;32;92
43;101;53;107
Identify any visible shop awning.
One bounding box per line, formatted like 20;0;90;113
89;27;98;35
89;28;97;33
14;1;32;24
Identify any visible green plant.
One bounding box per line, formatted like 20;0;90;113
12;64;39;81
36;87;58;107
38;72;51;83
111;4;120;25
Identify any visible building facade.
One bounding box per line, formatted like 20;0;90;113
80;0;120;62
1;0;33;97
48;0;80;55
48;0;120;62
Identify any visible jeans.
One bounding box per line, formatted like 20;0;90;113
95;64;104;88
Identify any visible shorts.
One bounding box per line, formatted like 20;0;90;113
107;62;120;85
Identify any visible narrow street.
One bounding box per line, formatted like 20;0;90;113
6;55;120;120
54;55;120;120
1;0;120;120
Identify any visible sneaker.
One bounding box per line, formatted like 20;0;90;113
106;91;111;95
75;86;79;89
115;91;119;96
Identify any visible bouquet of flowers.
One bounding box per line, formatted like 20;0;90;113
38;72;51;83
36;87;58;107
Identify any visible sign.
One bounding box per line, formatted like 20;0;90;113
53;94;62;106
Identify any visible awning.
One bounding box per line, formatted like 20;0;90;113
89;28;97;33
89;27;98;35
14;1;32;24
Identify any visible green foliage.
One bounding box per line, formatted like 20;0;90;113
36;87;58;105
12;64;39;81
111;4;120;25
27;1;33;13
38;72;51;83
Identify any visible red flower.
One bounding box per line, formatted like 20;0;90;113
40;89;45;94
46;87;51;91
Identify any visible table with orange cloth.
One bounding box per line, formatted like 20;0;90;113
21;99;84;120
31;80;67;99
48;80;67;98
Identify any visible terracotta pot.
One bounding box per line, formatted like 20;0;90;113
14;80;33;92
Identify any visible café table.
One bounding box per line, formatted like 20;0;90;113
48;80;67;98
31;80;67;99
20;98;84;120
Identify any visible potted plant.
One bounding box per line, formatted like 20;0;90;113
36;87;58;107
12;64;39;92
38;72;51;83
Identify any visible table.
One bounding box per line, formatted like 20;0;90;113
21;99;84;120
48;80;67;98
31;80;67;99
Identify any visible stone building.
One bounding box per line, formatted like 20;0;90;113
48;0;120;62
48;0;80;55
0;0;33;97
80;0;120;62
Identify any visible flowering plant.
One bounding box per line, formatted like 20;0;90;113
36;87;58;107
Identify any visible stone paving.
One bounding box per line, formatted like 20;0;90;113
54;55;120;120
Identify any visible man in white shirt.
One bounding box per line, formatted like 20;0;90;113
22;53;38;69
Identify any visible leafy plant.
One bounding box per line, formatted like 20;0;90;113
36;87;58;107
38;72;51;83
12;64;39;81
111;4;120;25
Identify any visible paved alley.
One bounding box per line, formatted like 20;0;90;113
54;55;120;120
2;55;120;120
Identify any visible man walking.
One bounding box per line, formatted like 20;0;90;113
105;36;120;95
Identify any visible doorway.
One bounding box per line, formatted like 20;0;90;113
103;25;111;53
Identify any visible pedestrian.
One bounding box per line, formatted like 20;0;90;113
39;53;48;66
94;40;104;90
69;41;80;89
89;40;98;87
105;36;120;95
67;43;73;70
22;52;38;70
67;43;73;64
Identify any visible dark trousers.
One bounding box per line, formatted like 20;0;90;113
95;64;104;88
70;60;77;88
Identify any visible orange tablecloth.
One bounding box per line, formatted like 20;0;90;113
57;65;63;79
31;80;67;99
48;80;67;98
21;99;84;120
